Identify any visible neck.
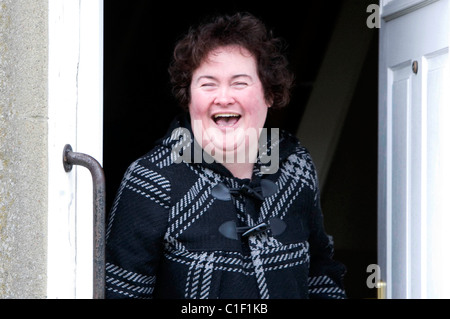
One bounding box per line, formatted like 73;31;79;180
213;143;258;180
222;161;255;180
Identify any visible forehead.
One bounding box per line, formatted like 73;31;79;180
197;45;257;73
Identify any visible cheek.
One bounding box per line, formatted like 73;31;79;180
241;89;268;119
189;91;210;118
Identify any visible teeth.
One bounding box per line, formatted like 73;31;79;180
213;113;240;119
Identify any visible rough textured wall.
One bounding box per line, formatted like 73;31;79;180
0;0;48;298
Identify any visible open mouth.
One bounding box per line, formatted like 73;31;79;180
212;113;241;127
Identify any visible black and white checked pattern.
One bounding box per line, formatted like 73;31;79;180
105;115;347;299
308;275;347;299
105;263;156;299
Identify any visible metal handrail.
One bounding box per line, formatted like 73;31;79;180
63;144;105;299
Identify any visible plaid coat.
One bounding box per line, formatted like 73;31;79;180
105;114;346;299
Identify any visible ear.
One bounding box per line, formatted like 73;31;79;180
265;93;274;108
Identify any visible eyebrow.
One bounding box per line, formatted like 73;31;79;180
195;74;253;83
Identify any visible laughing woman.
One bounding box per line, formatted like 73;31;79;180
105;12;347;299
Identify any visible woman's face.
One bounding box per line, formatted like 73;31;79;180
189;45;270;161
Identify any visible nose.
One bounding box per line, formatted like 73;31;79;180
214;86;235;106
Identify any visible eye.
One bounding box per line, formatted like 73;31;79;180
232;81;248;88
200;82;217;89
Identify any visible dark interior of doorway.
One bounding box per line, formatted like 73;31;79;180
104;0;378;299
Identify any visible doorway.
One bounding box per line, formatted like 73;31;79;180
104;0;378;298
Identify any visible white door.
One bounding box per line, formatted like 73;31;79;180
47;0;104;298
378;0;450;298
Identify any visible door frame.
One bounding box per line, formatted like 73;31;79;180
47;0;104;299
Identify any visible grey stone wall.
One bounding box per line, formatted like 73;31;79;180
0;0;48;298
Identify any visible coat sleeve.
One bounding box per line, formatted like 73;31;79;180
307;162;347;299
105;158;171;299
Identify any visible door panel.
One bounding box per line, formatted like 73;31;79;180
423;49;450;298
387;63;412;298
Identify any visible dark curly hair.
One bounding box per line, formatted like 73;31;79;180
168;12;294;110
